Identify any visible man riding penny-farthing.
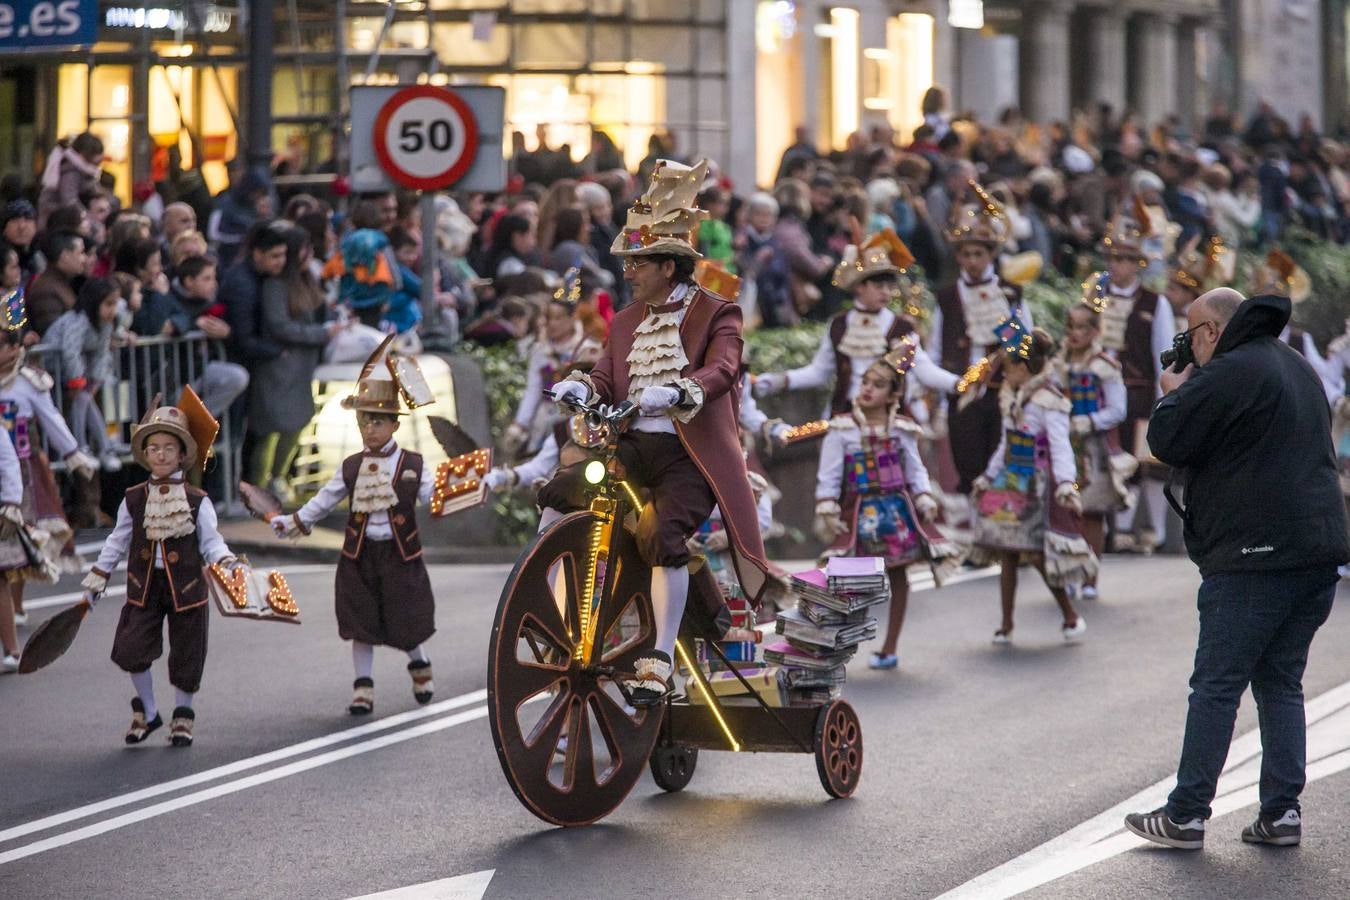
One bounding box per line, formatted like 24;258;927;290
487;161;863;827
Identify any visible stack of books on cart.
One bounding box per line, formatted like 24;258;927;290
764;558;887;704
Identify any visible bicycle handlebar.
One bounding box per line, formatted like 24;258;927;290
544;389;638;426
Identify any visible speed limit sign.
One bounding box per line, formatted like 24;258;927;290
372;85;481;191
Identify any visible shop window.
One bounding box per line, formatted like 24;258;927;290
56;64;88;138
886;13;934;141
432;21;510;66
632;0;722;21
629;25;694;70
513;22;587;68
89;65;133;204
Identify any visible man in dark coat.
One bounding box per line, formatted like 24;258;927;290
219;221;288;368
1126;288;1350;850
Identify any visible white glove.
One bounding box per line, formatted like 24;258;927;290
913;493;940;523
65;449;97;480
703;529;729;553
639;385;680;415
1055;482;1083;515
971;475;992;498
769;422;792;446
1070;415;1093;436
81;570;108;607
271;514;305;539
484;467;517;493
813;499;847;543
752;373;786;399
502;422;529;455
551;380;589;408
0;503;21;539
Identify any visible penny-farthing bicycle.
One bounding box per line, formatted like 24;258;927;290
488;393;863;827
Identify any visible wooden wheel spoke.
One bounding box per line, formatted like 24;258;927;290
501;664;569;716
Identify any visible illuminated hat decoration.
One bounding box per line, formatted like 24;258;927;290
552;267;583;310
1079;271;1110;315
1249;248;1312;303
946;180;1010;248
833;228;916;291
341;334;435;416
2;288;25;332
864;336;919;383
611;159;710;259
994;315;1033;361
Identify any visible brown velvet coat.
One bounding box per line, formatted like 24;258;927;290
588;286;774;606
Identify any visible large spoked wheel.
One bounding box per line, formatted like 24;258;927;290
649;743;699;792
814;700;863;799
488;510;664;826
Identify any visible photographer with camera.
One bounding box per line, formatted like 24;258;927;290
1125;287;1349;850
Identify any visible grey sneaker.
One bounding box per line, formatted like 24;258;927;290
1124;807;1205;849
1242;809;1301;846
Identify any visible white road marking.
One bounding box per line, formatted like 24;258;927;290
349;870;496;900
0;705;491;866
0;689;487;845
938;679;1350;899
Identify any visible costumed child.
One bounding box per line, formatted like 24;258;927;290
1089;214;1177;552
272;337;438;716
814;342;957;670
753;229;958;416
0;291;97;628
971;320;1094;644
1056;301;1134;601
929;182;1033;497
502;268;602;460
0;426;31;671
81;401;240;745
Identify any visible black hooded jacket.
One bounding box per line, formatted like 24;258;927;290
1148;294;1350;577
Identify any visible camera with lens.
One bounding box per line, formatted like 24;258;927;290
1160;330;1194;373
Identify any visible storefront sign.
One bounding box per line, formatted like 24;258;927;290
0;0;96;50
104;5;232;33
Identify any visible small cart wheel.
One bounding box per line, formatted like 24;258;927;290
649;744;699;792
813;700;863;799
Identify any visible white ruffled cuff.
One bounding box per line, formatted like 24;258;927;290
670;377;705;423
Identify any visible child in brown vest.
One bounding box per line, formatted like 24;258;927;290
82;404;241;746
274;340;437;715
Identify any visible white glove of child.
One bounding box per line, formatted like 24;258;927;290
913;493;940;523
1070;415;1093;436
1054;482;1084;515
639;385;681;415
484;467;517;493
971;475;992;498
752;373;786;399
271;514;305;539
769;422;793;446
65;449;98;480
813;499;847;543
0;503;22;539
502;422;529;455
551;380;589;408
81;570;107;607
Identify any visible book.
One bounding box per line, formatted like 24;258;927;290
762;640;855;671
796;599;877;627
779;664;847;689
790;568;889;614
825;556;889;593
775;607;877;650
689;665;785;707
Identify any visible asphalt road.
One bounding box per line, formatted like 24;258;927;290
3;553;1350;900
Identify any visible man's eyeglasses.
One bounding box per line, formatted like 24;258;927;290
1181;320;1219;340
621;258;653;273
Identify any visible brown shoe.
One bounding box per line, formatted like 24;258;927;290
349;677;374;715
125;697;163;745
408;661;434;705
169;707;195;747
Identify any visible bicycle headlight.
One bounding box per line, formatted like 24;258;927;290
583;459;607;485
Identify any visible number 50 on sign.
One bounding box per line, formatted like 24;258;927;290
372;85;481;191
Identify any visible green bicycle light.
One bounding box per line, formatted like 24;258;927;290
583;459;606;485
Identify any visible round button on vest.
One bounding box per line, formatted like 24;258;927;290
159;485;170;494
368;463;378;472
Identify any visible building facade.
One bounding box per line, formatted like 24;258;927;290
0;0;1343;204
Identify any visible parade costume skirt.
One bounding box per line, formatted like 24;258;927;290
335;539;436;651
972;469;1098;587
111;570;210;693
1075;433;1132;515
19;451;72;581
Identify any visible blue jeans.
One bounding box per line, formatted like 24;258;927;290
1166;567;1336;821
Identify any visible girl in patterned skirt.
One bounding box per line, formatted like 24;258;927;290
972;322;1096;644
815;341;958;670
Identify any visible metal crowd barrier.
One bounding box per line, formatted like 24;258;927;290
27;332;240;510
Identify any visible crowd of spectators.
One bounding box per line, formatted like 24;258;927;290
4;92;1342;516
